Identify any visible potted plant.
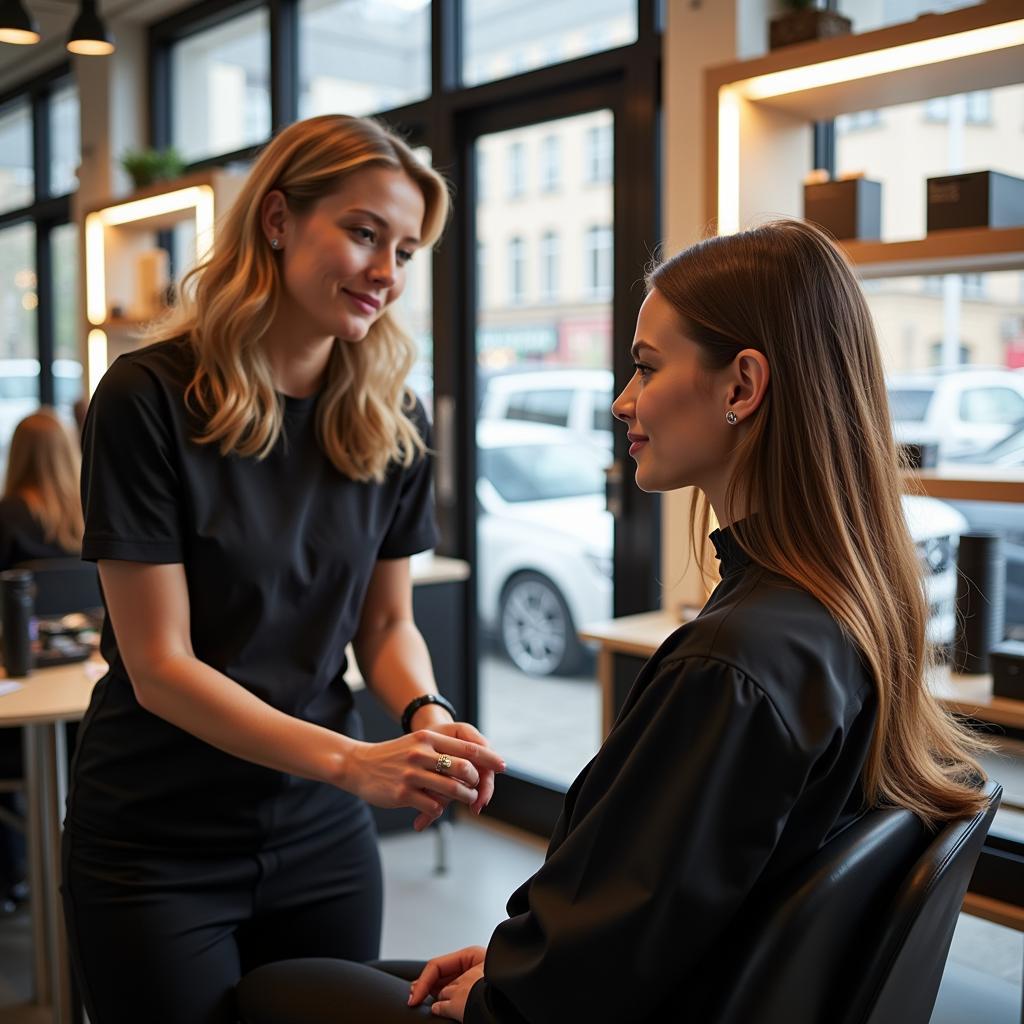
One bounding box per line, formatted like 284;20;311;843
120;147;186;190
769;0;852;51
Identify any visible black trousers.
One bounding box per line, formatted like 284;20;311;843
237;959;434;1023
61;806;383;1024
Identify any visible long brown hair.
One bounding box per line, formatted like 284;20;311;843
651;218;986;827
3;408;84;553
151;114;450;482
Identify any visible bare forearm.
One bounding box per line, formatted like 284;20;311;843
131;654;354;787
354;619;447;725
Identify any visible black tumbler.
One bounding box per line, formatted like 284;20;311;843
954;533;1006;675
1;569;35;678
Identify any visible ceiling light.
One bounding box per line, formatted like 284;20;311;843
67;0;114;56
0;0;40;45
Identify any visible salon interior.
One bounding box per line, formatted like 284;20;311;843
0;0;1022;1021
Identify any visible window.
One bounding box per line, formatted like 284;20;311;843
298;0;429;118
0;100;33;215
540;230;559;301
584;225;612;299
959;388;1024;425
508;236;526;304
585;123;612;184
171;7;271;162
923;90;991;125
888;389;934;422
49;82;80;196
479;441;606;502
592;391;613;432
835;109;881;132
540;135;560;192
507;141;526;199
505;390;573;428
462;0;638;87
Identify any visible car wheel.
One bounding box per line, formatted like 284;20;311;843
498;572;581;677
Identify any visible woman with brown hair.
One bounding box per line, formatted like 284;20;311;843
238;218;987;1023
61;114;504;1024
0;408;83;568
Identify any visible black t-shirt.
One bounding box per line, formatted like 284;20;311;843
0;495;75;570
67;338;438;849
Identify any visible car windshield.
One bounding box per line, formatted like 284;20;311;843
481;443;605;502
888;387;934;422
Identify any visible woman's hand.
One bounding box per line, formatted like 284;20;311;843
337;733;504;823
408;946;486;1019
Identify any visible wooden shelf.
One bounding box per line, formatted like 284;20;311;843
902;466;1024;504
842;227;1024;279
706;1;1024;122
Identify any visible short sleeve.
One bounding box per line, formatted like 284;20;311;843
80;356;185;564
465;656;812;1024
376;397;439;559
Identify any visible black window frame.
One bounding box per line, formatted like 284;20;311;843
0;61;78;408
150;0;663;836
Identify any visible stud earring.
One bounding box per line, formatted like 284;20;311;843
725;410;739;425
270;237;281;250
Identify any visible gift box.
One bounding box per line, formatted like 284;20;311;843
804;178;882;241
926;171;1024;232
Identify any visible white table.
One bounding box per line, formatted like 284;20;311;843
0;656;104;1024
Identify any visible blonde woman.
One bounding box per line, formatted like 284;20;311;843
61;115;504;1024
0;408;83;568
238;220;988;1024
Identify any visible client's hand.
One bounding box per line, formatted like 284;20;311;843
408;946;486;1020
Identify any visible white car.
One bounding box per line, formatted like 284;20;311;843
476;420;612;676
478;368;613;452
475;418;966;674
887;367;1024;460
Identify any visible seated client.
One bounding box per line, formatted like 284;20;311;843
238;220;988;1023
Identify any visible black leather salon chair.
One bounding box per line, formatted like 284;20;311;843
236;781;1001;1024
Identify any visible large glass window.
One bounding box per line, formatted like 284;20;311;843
462;0;637;87
171;7;271;162
298;0;430;118
475;111;615;788
0;222;39;468
49;81;80;196
0;100;33;215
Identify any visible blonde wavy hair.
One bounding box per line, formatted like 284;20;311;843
3;408;84;553
651;219;987;829
151;114;450;481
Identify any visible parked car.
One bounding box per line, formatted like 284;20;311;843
887;367;1024;460
475;420;965;675
478;368;613;452
476;420;612;676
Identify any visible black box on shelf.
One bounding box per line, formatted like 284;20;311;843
989;639;1024;700
926;171;1024;232
803;178;882;241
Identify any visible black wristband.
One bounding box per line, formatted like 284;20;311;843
401;693;457;734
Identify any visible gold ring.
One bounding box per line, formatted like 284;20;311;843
434;753;453;775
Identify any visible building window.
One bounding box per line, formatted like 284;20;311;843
171;7;271;163
507;141;526;199
923;91;992;125
584;225;612;299
585;123;612;184
508;236;526;304
540;135;560;193
835;109;882;132
297;0;430;118
540;230;559;301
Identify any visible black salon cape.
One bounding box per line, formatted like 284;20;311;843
466;528;878;1023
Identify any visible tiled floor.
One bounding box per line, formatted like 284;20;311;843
0;812;1020;1022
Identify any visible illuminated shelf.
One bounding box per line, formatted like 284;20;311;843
704;0;1024;237
83;169;244;393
